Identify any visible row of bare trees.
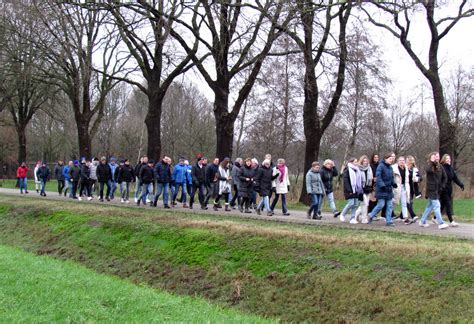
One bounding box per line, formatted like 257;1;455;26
0;1;473;202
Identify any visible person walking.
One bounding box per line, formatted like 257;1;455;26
305;161;325;220
255;159;278;216
108;157;118;200
190;157;207;210
319;159;341;218
16;162;29;194
36;161;50;197
204;158;220;208
392;156;410;221
419;152;449;229
439;154;464;227
238;158;256;213
213;158;232;211
89;158;99;197
78;159;92;201
97;157;112;202
229;158;243;209
403;155;422;225
34;161;41;194
172;158;189;208
134;157;146;203
340;158;364;224
354;155;373;224
153;156;172;208
68;160;81;199
62;161;72;197
117;159;134;203
367;153;396;226
54;160;65;196
270;158;291;216
138;160;155;206
368;154;380;213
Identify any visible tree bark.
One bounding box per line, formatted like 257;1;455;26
77;119;92;159
17;125;27;163
213;82;235;160
145;87;164;162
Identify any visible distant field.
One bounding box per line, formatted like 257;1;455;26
0;196;472;322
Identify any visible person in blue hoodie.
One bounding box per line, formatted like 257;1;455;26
108;157;118;200
172;158;190;208
63;161;72;197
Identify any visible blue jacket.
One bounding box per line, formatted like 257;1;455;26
186;165;193;184
172;164;190;184
63;165;71;181
375;161;395;200
155;161;172;184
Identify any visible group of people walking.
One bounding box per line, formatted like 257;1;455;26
307;152;464;229
15;151;465;228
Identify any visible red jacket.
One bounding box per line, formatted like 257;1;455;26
17;166;29;178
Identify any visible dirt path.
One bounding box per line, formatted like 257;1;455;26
1;188;473;240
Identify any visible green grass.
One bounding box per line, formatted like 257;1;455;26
0;244;268;322
0;195;472;322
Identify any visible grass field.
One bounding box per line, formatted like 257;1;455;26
0;244;268;322
0;195;473;322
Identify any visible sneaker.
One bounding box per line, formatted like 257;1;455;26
99;198;104;202
87;197;92;201
449;221;459;227
404;218;412;225
25;191;29;194
349;219;359;224
121;199;125;203
134;198;138;203
106;197;110;201
200;205;208;210
386;222;395;227
411;216;419;224
164;205;171;209
283;212;290;216
146;199;151;204
415;193;422;199
183;204;188;208
126;200;130;204
339;214;346;222
256;208;261;215
431;218;439;225
418;221;429;228
78;197;82;201
438;223;449;230
361;219;369;224
306;209;312;219
333;211;341;218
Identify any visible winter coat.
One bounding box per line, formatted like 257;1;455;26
425;162;447;200
306;170;325;195
68;165;81;182
17;166;29;179
155;161;172;184
239;165;257;198
342;167;362;200
109;163;118;182
34;165;41;184
139;164;154;184
392;165;411;204
374;161;395;200
441;164;464;195
320;166;338;194
80;165;91;180
231;163;242;188
90;162;98;181
205;163;219;186
36;166;50;182
63;166;70;181
134;163;144;180
273;166;290;194
216;166;232;195
117;164;134;183
172;164;190;184
54;164;65;181
191;162;206;185
255;165;278;197
97;163;112;183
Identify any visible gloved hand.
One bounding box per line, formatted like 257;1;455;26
287;185;290;191
461;185;465;191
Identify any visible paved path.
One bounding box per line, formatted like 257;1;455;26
0;188;473;240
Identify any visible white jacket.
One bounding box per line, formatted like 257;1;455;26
392;165;411;204
272;166;290;194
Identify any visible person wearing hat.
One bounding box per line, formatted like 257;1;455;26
138;159;155;206
172;158;190;208
68;160;81;199
97;156;112;202
117;159;134;203
36;161;51;197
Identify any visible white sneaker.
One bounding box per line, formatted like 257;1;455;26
339;214;346;222
349;219;359;224
134;198;138;203
418;221;429;228
126;200;130;204
438;223;449;230
87;197;92;201
361;219;368;224
146;199;151;204
78;197;82;201
449;221;459;227
121;199;125;203
431;218;439;225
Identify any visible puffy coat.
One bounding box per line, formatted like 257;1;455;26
63;165;71;181
392;165;411;204
80;165;91;180
17;166;29;178
34;166;40;183
374;161;395;200
425;162;447;200
306;170;325;195
191;162;206;185
36;166;50;181
68;165;81;182
441;164;464;196
342;167;362;200
134;163;145;180
205;163;219;186
320;166;338;194
54;164;65;181
90;162;98;181
255;165;278;197
97;163;112;182
239;165;257;198
231;162;242;188
155;161;172;184
273;166;290;194
117;164;134;183
172;164;190;184
140;164;155;184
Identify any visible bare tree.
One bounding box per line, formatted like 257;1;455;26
361;0;474;160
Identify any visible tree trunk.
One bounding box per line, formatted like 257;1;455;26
214;84;235;160
145;90;163;162
17;125;27;163
77;120;92;159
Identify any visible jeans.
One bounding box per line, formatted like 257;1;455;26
369;198;393;224
99;181;111;200
121;182;131;200
64;180;71;197
134;177;142;200
257;195;271;212
319;191;337;214
230;184;242;207
19;177;27;193
271;193;288;213
309;193;323;215
40;180;47;195
420;199;445;225
70;180;78;198
108;180;117;199
153;183;170;206
139;182;153;205
172;182;187;203
341;198;360;220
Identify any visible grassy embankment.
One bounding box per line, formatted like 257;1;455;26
0;195;472;322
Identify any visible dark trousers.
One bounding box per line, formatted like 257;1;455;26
79;179;91;197
204;183;217;205
230;185;242;207
190;183;206;207
271;193;288;213
57;180;65;194
440;191;454;222
99;181;111;200
71;181;78;198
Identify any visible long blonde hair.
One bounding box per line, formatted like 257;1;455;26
406;155;417;168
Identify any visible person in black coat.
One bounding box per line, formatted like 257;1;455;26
238;158;257;213
190;157;208;209
54;160;65;196
137;160;155;206
117;159;134;203
204;158;220;208
97;156;112;201
68;160;81;199
79;159;92;200
255;159;278;216
439;154;464;226
368;154;380;213
319;159;341;217
152;157;172;207
36;162;51;197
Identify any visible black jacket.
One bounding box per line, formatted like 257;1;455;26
97;163;112;182
154;161;172;184
54;164;65;181
441;164;464;195
36;166;50;181
68;165;81;182
425;162;447;200
192;162;206;185
320;166;338;193
342;168;360;200
255;166;277;197
205;163;219;186
140;164;155;184
80;165;91;180
134;163;145;179
117;164;134;183
239;165;257;198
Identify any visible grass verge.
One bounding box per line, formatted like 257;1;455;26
0;195;473;322
0;244;269;322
